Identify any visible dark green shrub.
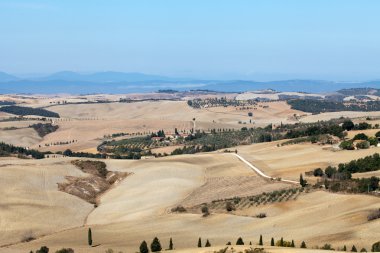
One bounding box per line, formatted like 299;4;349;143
236;237;244;245
151;237;162;252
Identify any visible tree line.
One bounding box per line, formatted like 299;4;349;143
288;99;380;113
0;105;60;118
0;142;45;159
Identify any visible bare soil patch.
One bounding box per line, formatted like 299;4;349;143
58;160;130;204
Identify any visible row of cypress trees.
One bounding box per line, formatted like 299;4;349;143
139;237;172;253
87;229;377;253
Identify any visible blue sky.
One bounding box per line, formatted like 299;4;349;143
0;0;380;81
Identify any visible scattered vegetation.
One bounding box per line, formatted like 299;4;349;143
187;97;257;108
71;160;108;178
55;248;74;253
367;209;380;221
58;160;129;203
30;123;59;137
171;205;187;213
191;187;303;214
312;154;380;194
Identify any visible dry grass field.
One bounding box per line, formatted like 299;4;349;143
1;152;379;253
0;157;93;246
236;141;380;180
0;96;380;253
0;127;41;147
300;111;380;123
0;100;304;152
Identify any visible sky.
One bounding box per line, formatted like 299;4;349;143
0;0;380;81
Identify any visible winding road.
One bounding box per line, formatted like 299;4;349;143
233;153;299;185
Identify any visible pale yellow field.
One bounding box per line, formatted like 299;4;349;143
2;152;379;253
1;99;378;153
1;97;380;253
0;157;93;246
300;111;380;123
346;129;379;139
0;127;41;147
236;141;380;180
0;100;303;152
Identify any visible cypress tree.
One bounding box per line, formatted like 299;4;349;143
236;237;244;245
291;240;295;247
168;238;173;250
351;245;357;252
151;237;162;252
343;245;347;251
249;241;252;245
205;239;211;247
88;228;92;246
271;238;275;246
140;241;149;253
280;237;284;247
198;237;202;247
301;241;307;248
300;174;307;187
259;235;263;246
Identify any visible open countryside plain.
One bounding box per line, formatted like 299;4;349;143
0;93;379;253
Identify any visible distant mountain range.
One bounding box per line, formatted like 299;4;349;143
0;72;19;82
0;71;379;94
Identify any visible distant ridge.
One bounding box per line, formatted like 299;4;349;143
0;72;18;82
0;71;379;94
38;71;175;82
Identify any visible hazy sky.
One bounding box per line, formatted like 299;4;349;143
1;0;380;81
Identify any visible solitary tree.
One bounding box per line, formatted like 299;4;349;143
151;237;162;252
169;238;173;250
343;245;347;251
198;237;202;247
271;238;275;246
300;241;307;248
259;235;263;246
280;237;284;247
236;237;244;245
372;241;380;252
342;120;355;131
139;241;149;253
205;239;211;247
291;240;295;247
36;246;49;253
351;245;357;252
300;174;307;187
88;228;92;246
201;206;210;217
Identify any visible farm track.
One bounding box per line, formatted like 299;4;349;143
233;153;299;184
